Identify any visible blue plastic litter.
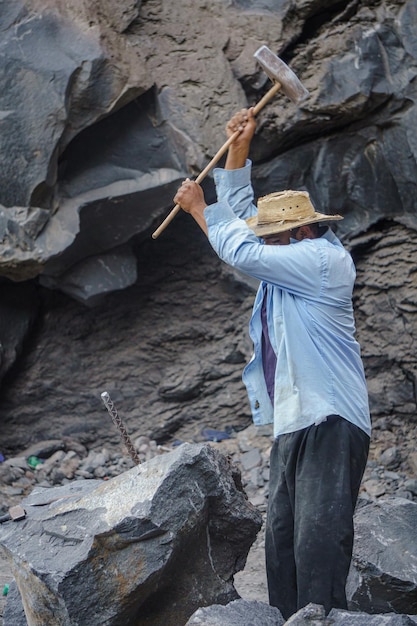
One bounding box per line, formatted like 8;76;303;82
201;428;231;442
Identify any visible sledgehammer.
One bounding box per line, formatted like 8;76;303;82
152;45;309;239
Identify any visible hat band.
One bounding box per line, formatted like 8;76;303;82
259;215;306;227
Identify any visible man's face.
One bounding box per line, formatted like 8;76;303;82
262;231;291;246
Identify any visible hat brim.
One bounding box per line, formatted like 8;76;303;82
246;212;344;237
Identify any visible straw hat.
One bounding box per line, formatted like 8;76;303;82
246;190;343;237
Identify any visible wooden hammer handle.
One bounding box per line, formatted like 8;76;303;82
152;80;282;239
151;131;240;239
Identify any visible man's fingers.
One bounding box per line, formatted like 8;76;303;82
175;180;197;203
226;108;251;133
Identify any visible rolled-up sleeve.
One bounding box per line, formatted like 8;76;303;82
213;160;257;220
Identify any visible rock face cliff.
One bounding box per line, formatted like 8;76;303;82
0;0;416;452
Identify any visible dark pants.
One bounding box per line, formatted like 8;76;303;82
265;415;370;620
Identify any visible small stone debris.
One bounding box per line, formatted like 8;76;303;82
1;420;417;518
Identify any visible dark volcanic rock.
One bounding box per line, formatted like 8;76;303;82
0;444;262;626
185;598;284;626
2;0;417;292
347;497;417;615
0;216;255;454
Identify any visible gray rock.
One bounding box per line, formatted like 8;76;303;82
78;448;111;473
404;479;417;496
186;601;417;626
40;245;138;305
2;580;27;626
22;481;103;507
0;205;50;280
2;457;28;470
362;478;386;499
0;282;39;383
284;603;327;624
240;448;262;471
185;598;284;625
328;608;416;625
379;447;402;470
0;464;25;485
20;439;66;459
1;443;262;626
347;497;417;614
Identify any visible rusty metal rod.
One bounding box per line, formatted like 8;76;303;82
101;391;141;465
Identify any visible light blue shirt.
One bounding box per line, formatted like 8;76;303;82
205;161;371;438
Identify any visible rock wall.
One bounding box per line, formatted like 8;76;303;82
0;217;256;454
0;0;417;451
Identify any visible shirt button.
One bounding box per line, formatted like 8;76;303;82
255;400;260;409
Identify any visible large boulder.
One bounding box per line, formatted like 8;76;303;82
0;443;262;626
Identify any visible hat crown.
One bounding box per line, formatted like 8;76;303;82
257;190;315;225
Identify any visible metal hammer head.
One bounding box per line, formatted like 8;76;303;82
254;45;309;104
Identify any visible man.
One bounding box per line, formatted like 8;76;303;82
174;108;371;620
